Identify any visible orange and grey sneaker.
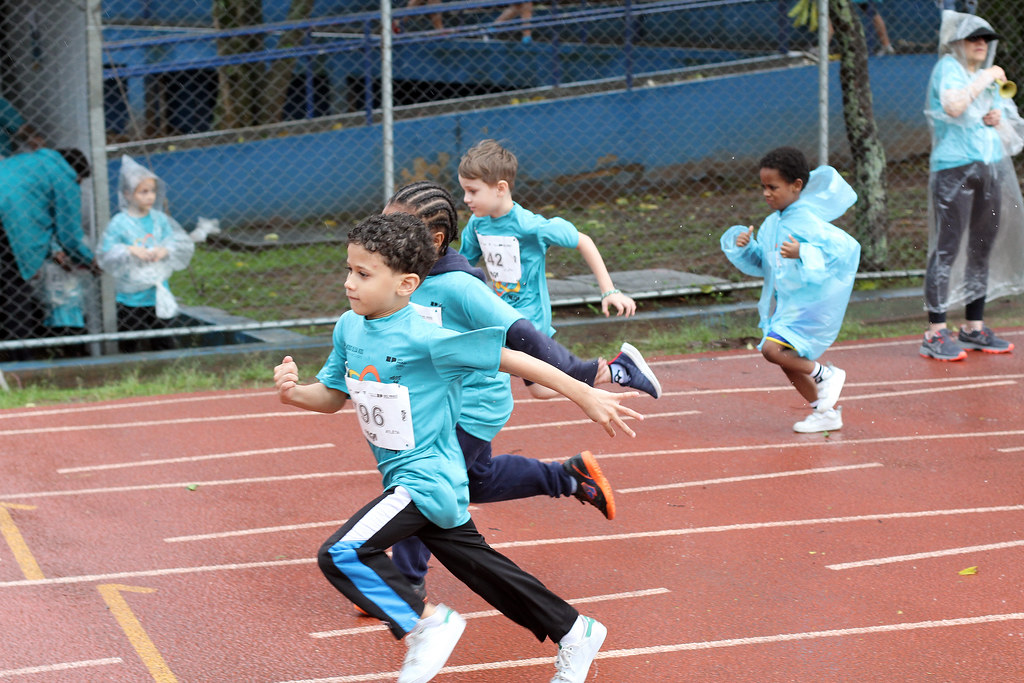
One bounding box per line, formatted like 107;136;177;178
563;451;616;520
958;325;1014;353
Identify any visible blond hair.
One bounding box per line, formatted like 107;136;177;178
458;139;518;192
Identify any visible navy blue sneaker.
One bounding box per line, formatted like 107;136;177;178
609;342;662;398
563;451;616;520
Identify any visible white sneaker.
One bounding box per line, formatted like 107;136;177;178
551;616;607;683
793;407;842;433
398;605;466;683
815;365;846;412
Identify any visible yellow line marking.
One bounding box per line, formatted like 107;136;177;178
0;502;44;580
98;584;178;683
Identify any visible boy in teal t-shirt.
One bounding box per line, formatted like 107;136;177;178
274;212;641;683
457;139;662;401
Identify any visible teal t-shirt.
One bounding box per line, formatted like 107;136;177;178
100;210;174;307
411;269;522;442
459;202;579;337
927;55;1004;171
316;306;504;528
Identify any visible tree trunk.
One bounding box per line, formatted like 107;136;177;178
213;0;265;130
261;0;315;125
829;0;888;269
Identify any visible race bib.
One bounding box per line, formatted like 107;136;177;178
411;302;443;326
477;234;522;284
344;376;415;450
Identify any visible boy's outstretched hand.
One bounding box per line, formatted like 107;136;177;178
578;386;643;438
601;290;637;318
780;235;801;259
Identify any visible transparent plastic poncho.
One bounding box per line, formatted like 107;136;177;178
923;11;1024;314
98;155;194;318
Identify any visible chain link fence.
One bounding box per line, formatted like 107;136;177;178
0;0;1018;361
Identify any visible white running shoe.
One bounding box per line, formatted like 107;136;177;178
398;605;466;683
551;616;607;683
793;407;843;433
815;365;846;412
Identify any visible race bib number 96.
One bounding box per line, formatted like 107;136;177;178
344;376;415;450
477;234;522;284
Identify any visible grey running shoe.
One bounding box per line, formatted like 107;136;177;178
919;329;967;361
958;326;1014;354
610;342;662;398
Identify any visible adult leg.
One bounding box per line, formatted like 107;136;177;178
925;166;972;327
318;487;432;639
961;162;1001;312
419;517;579;643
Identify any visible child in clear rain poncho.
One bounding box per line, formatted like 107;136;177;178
98;155;194;352
920;11;1024;361
721;147;861;434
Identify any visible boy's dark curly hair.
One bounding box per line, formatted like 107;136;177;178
759;146;810;187
347;213;438;282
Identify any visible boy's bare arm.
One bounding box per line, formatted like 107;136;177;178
576;233;637;317
274;355;348;413
499;348;642;437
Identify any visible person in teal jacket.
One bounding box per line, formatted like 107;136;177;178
721;147;860;434
0;148;93;356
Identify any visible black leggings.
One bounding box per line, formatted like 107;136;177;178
925;161;1001;324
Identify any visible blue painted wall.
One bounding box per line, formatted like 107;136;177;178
114;54;934;228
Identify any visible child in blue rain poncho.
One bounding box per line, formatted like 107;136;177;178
721;147;861;434
98;155;194;352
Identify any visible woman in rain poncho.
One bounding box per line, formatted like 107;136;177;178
721;147;861;434
920;11;1024;361
98;155;194;352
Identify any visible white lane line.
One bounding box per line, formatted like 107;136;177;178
826;539;1024;570
0;658;123;677
281;612;1024;682
617;463;883;494
165;519;349;543
57;443;336;474
586;428;1024;461
6;504;1022;589
503;410;698;431
487;504;1024;550
841;380;1015;402
310;588;670;638
0;411;318;437
997;446;1024;452
0;391;273;419
1;469;379;500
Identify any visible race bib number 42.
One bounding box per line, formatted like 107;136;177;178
344;376;415;450
477;234;522;284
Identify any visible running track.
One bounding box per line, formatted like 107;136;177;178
1;332;1022;682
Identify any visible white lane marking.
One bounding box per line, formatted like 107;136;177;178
309;588;670;638
0;392;273;419
5;505;1022;589
826;539;1024;570
503;410;698;431
57;443;336;474
1;469;379;500
586;429;1024;461
617;463;883;494
281;612;1024;682
997;445;1024;452
165;519;349;543
0;658;123;677
841;380;1015;402
0;411;318;436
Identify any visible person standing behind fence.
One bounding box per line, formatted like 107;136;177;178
0;148;95;360
494;2;533;43
0;96;45;158
98;155;194;353
457;139;662;401
721;147;860;434
919;11;1024;361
